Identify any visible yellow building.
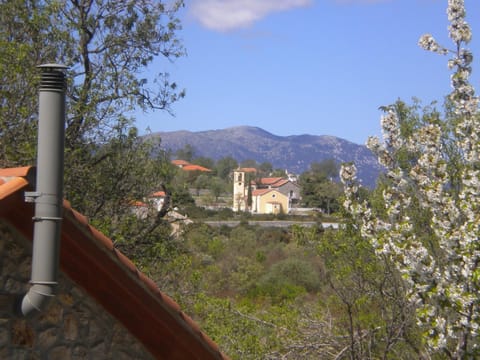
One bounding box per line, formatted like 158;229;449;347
233;168;299;214
251;189;289;215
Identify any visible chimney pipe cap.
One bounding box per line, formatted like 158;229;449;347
37;64;68;71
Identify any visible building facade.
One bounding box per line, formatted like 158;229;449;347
232;169;300;214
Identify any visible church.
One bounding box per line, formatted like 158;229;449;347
232;168;300;214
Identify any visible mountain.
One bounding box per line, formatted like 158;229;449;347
149;126;383;188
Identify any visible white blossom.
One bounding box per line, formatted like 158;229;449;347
341;1;480;356
447;0;472;43
418;34;448;55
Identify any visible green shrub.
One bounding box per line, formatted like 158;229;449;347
216;207;234;220
256;227;290;245
250;258;321;302
181;204;208;218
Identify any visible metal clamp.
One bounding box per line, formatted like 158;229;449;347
32;216;63;222
25;191;41;203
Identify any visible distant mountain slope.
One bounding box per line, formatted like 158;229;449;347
149;126;382;187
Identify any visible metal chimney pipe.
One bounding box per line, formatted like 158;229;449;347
19;64;67;317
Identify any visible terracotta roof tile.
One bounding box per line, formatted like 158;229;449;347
182;164;211;172
0;166;34;178
271;179;289;187
172;160;191;166
151;191;166;197
131;200;148;207
252;188;273;196
0;177;29;201
0;167;228;360
238;167;257;173
259;177;284;186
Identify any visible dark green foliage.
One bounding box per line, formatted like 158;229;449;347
1;0;186;270
310;158;339;180
257;161;273;177
171;188;196;207
251;258;321;302
299;159;343;213
0;0;57;167
167;220;424;359
215;156;238;180
192;156;215;170
255;227;290;245
215;207;235;220
175;144;195;162
180;204;234;219
208;177;227;201
193;173;210;195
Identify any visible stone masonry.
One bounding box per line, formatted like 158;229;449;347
0;221;154;359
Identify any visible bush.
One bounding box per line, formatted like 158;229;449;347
256;227;290;245
250;258;321;302
216;207;234;220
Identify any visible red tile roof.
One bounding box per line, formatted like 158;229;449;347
151;190;167;197
182;164;211;172
0;166;34;178
0;167;228;360
237;167;257;173
252;188;274;196
172;160;211;172
259;177;284;186
130;200;148;207
271;179;290;187
171;159;191;167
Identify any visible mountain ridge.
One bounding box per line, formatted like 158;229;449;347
148;126;382;187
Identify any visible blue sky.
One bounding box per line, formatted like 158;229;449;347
135;0;480;145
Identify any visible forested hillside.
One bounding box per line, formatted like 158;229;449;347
149;126;382;188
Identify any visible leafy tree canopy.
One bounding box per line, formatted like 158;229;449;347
1;0;186;262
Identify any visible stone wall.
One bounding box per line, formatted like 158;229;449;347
0;221;153;359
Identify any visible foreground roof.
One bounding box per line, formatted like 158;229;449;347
0;167;228;360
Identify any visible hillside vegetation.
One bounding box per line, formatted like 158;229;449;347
134;218;420;359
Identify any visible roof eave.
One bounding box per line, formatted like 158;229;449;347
0;171;228;360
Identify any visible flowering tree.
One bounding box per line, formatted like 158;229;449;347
341;1;479;358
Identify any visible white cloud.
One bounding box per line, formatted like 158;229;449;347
189;0;313;32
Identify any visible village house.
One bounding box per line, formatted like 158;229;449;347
252;177;301;203
251;189;289;215
233;168;300;214
149;190;168;212
172;160;211;173
0;166;227;359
